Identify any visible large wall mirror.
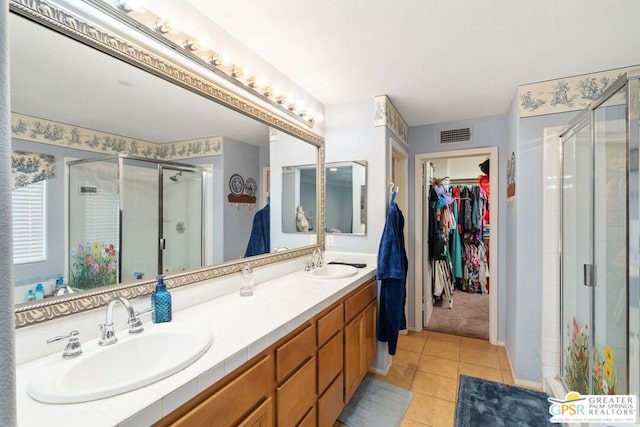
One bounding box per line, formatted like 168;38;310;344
10;1;324;327
281;161;367;235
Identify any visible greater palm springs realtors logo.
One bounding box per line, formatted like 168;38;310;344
548;392;637;423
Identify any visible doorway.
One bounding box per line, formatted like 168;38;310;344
413;147;498;344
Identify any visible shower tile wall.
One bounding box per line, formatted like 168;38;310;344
541;128;561;381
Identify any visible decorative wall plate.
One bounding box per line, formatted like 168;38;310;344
229;173;245;195
245;177;257;196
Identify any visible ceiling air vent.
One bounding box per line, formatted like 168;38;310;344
440;127;471;144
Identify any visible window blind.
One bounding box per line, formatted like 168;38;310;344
12;180;46;264
84;188;119;246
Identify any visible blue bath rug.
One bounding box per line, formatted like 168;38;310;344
338;377;414;427
455;375;553;427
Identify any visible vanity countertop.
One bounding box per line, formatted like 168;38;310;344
16;260;377;427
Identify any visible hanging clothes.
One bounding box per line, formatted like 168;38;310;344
244;204;270;257
449;200;463;280
377;197;408;355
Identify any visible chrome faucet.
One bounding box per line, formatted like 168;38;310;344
47;330;82;359
312;249;324;268
99;296;147;346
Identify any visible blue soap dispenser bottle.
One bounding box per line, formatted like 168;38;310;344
34;283;45;300
152;275;172;323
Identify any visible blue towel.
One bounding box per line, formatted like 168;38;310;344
245;204;270;257
377;202;408;355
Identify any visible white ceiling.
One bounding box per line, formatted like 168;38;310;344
186;0;640;126
9;13;269;145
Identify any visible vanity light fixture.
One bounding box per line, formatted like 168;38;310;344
153;19;171;34
109;0;318;126
329;167;338;172
183;37;199;51
115;0;147;13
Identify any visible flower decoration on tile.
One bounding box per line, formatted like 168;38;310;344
593;343;618;395
71;242;118;290
565;317;590;394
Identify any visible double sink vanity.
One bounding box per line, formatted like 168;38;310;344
8;2;380;425
16;254;378;426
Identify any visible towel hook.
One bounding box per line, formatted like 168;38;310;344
388;182;399;193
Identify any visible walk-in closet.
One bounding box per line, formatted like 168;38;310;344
423;154;491;340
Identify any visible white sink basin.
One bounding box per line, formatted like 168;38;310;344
27;321;212;404
304;264;358;280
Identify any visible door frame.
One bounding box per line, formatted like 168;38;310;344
413;147;498;344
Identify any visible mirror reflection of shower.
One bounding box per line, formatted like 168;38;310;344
68;155;206;289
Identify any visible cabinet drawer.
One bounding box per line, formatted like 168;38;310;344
277;356;317;427
344;280;376;323
238;396;273;427
317;304;343;346
298;406;317;427
317;331;343;394
276;323;316;383
171;355;273;427
318;373;344;427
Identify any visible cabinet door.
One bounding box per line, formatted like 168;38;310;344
238;397;273;427
344;313;362;403
362;302;377;376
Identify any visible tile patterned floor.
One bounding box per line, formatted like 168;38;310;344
335;330;515;427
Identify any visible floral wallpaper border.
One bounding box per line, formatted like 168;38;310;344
12;150;55;190
11;112;223;160
519;65;639;117
374;95;408;146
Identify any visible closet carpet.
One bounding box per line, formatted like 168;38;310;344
426;291;489;340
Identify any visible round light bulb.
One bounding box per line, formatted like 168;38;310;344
195;32;212;51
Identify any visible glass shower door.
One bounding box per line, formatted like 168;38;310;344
592;85;628;395
120;157;160;280
561;83;630;396
561;123;593;394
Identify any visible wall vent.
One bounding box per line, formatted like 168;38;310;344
440;127;471;144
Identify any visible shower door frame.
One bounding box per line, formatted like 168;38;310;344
558;70;640;397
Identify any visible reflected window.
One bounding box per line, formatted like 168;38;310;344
12;180;46;264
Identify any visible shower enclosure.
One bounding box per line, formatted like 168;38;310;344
68;155;204;289
559;70;639;397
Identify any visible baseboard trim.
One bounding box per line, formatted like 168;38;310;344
369;359;391;376
514;378;543;391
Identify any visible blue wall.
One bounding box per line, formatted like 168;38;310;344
507;108;578;382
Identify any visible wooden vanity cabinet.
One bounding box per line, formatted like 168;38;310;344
168;355;274;427
157;278;377;427
344;281;377;403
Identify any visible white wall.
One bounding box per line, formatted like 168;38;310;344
325;100;388;253
270;131;318;250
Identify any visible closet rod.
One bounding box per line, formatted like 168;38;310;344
449;178;478;185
